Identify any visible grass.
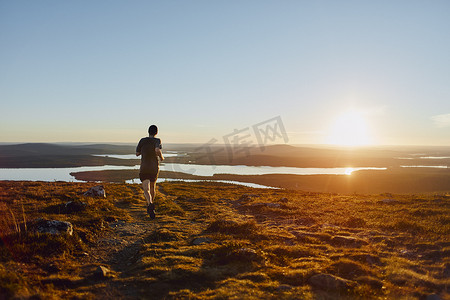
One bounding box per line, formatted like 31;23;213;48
0;181;449;299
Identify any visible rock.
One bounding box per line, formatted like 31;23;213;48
308;273;354;291
63;200;87;213
426;294;442;300
191;237;212;245
266;203;281;208
331;235;368;247
84;185;106;198
279;197;289;203
276;284;293;291
238;247;256;254
95;266;113;279
36;219;73;235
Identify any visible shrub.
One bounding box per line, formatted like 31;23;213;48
1;231;84;262
342;216;367;228
206;219;258;235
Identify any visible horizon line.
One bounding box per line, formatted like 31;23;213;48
1;142;449;148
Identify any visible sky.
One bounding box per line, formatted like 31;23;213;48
1;0;449;146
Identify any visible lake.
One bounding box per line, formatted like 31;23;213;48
0;163;388;182
1;151;447;188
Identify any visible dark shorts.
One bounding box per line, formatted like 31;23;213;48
139;172;158;182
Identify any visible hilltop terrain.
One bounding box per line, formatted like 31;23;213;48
1;181;449;299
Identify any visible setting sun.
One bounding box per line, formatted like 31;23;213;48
326;109;372;146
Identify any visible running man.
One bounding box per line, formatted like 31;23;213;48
136;125;164;219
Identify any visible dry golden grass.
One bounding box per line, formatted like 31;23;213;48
0;181;449;299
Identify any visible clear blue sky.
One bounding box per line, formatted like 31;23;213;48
1;0;449;145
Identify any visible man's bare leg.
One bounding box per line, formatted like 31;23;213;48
143;180;156;219
142;179;152;205
150;181;156;203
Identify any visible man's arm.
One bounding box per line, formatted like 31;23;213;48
136;138;142;157
155;148;164;161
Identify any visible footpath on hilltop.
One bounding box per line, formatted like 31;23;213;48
0;181;449;299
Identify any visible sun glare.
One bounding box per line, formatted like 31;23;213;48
345;167;355;175
326;109;372;146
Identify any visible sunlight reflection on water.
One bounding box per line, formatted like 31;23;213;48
160;163;386;176
400;165;448;168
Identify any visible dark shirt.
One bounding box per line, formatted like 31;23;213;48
136;137;162;174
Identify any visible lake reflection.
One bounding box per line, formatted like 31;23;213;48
0;163;387;182
160;163;386;176
93;152;182;159
0;165;139;182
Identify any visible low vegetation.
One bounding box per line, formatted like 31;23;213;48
0;181;449;299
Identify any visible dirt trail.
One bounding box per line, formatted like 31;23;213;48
88;187;168;272
81;186;204;297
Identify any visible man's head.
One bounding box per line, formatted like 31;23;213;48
148;125;158;136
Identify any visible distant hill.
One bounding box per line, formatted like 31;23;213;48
0;143;137;168
0;143;135;156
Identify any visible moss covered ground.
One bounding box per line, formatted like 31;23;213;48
0;181;449;299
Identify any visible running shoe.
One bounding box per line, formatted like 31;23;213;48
147;203;156;219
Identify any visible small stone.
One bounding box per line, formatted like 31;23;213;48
279;197;289;203
192;237;212;245
95;266;112;279
277;284;293;291
238;248;257;255
426;294;441;300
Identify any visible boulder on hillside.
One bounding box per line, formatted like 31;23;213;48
84;185;106;198
36;219;73;235
63;200;87;213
